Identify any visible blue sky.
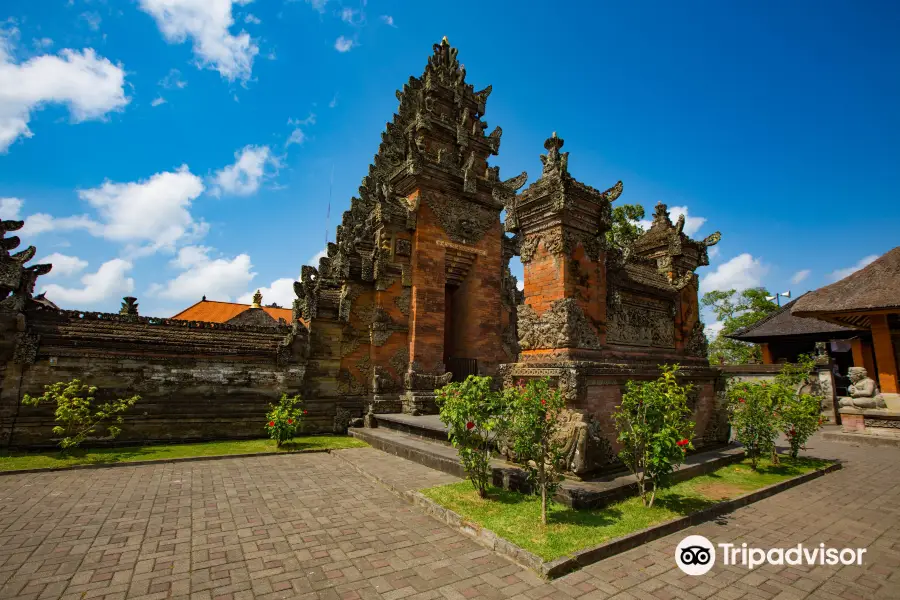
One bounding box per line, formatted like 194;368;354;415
1;1;898;332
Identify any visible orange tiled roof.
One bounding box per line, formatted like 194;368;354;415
172;300;294;324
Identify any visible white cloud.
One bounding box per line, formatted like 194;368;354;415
0;197;23;219
305;0;330;13
790;269;811;284
328;94;337;108
76;165;207;253
341;8;362;25
334;36;354;52
637;205;706;238
159;68;187;89
707;246;720;260
211;145;276;196
699;253;768;295
516;279;524;292
150;246;255;301
308;248;327;266
668;205;706;237
138;0;259;82
151;96;167;107
20;213;99;237
380;15;395;27
286;128;304;146
829;255;879;282
237;277;296;307
705;320;725;339
36;252;88;278
80;11;102;31
33;38;53;50
41;258;134;307
244;13;261;25
0;33;129;152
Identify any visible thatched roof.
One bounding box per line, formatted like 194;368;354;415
728;294;862;342
791;246;900;328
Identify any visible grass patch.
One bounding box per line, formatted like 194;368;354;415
0;435;368;472
421;455;831;561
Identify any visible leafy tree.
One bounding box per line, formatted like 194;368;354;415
505;378;567;525
23;380;139;450
266;393;306;447
436;376;507;498
701;287;779;364
773;354;824;459
605;203;646;252
726;379;779;470
613;365;695;507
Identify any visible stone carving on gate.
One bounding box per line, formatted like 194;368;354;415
394;288;411;317
557;410;613;476
517;298;602;350
606;293;675;349
423;191;496;246
685;320;709;357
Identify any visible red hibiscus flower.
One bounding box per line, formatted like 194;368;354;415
739;398;745;403
288;419;293;425
303;410;308;415
540;399;546;406
466;421;475;430
268;421;275;427
676;439;690;447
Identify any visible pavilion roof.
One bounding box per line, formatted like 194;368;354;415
172;300;293;324
727;294;862;342
791;246;900;328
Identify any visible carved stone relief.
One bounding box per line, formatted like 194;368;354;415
423;191;497;245
394;288;411;317
606;293;675;349
517;299;602;350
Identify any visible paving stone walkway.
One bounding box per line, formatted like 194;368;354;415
0;429;897;599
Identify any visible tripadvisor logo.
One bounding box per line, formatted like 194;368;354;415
675;535;868;575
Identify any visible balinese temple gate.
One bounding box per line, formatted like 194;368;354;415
295;38;729;474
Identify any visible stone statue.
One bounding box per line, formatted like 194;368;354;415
556;410;611;476
838;367;885;409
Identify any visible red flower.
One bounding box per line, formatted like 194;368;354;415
466;421;475;430
676;439;690;447
303;410;308;414
540;399;546;406
268;421;275;427
288;419;294;425
739;398;745;403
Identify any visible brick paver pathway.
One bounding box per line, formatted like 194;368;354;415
0;431;897;599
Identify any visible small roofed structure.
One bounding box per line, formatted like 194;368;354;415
727;293;864;365
792;247;900;407
172;291;293;327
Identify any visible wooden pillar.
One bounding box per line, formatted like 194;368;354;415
760;343;774;365
851;338;877;376
870;314;898;394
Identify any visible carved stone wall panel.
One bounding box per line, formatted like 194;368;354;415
394;288;411;317
606;293;675;349
518;299;602;350
423;191;497;245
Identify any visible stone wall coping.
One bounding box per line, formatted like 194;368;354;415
838;408;900;418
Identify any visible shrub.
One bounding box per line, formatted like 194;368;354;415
726;379;777;470
23;379;139;450
505;377;566;525
727;355;825;467
266;394;305;447
613;365;695;507
436;375;506;499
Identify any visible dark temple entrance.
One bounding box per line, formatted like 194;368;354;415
444;283;478;382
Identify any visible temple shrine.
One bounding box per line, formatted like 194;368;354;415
1;38;731;469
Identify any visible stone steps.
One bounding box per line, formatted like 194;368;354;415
350;421;746;509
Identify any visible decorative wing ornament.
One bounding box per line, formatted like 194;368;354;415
702;232;721;247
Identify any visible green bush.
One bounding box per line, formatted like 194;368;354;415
435;376;506;498
613;365;695;507
727;355;824;467
23;379;139;450
504;377;566;525
266;394;305;447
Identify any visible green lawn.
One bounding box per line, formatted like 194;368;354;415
0;435;368;472
421;455;831;562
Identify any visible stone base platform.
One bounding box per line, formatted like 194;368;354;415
822;430;900;448
838;407;900;437
350;415;745;509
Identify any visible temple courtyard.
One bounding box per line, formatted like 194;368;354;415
0;431;894;600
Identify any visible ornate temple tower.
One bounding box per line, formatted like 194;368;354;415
296;38;524;415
